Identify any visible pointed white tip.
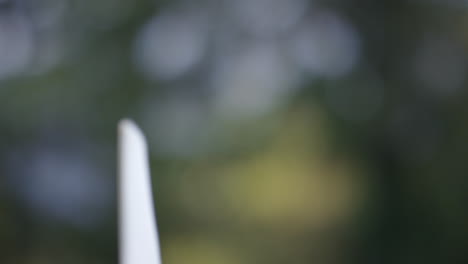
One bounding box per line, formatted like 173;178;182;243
118;119;161;264
119;119;147;148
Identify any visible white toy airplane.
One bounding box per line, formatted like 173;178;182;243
118;119;162;264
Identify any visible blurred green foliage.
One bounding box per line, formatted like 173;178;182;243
1;0;468;263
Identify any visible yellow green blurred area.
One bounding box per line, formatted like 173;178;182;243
162;107;369;264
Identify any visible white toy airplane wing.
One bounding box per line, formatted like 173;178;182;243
118;119;162;264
